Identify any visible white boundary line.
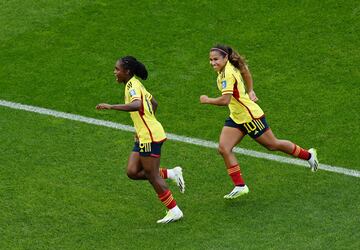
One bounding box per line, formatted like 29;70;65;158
1;99;359;178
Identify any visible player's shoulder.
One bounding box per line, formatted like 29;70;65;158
225;62;239;75
220;63;237;82
126;77;142;90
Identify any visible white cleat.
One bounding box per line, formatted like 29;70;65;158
173;166;185;193
224;185;249;199
156;209;183;224
308;148;319;172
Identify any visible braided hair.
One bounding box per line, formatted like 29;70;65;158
210;44;248;72
120;56;148;80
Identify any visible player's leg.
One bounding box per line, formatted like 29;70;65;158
254;128;295;153
127;143;184;183
219;126;249;199
255;128;318;171
140;156;167;192
126;152;147;180
140;155;183;223
219;126;245;169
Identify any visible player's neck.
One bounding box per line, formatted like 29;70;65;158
124;75;133;84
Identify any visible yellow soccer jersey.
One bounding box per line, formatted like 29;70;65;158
124;76;166;143
217;61;264;124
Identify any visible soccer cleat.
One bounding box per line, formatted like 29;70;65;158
224;185;249;199
173;166;185;193
308;148;319;172
156;209;183;224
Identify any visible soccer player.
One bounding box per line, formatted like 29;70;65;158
200;45;319;199
96;56;184;223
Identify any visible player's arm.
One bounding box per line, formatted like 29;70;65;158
200;94;231;106
96;100;141;111
150;96;158;114
241;65;258;102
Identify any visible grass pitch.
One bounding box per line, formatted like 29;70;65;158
1;0;359;249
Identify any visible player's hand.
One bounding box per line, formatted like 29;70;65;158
200;95;209;104
96;103;112;110
248;90;258;102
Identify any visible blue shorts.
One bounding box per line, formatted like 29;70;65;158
132;141;163;158
224;116;269;139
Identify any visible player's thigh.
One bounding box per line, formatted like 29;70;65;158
219;126;245;150
254;128;278;148
139;156;160;172
127;152;143;173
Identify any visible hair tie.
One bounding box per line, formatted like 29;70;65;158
211;47;228;55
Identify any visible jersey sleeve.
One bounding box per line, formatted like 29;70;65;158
220;73;236;95
128;83;142;102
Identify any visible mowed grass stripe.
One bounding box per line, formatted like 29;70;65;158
1;99;359;178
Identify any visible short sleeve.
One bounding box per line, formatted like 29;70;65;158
220;73;235;95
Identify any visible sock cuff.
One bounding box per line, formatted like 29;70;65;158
227;164;241;175
291;144;299;156
159;168;168;179
158;190;170;200
158;190;176;209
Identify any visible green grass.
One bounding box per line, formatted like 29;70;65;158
1;0;359;249
1;108;359;249
1;0;359;168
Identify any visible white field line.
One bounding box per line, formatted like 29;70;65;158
1;99;359;178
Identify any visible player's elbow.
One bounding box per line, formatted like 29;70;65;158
221;95;231;105
223;99;231;105
131;100;142;111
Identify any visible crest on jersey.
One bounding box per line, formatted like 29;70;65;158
221;80;227;89
129;89;136;97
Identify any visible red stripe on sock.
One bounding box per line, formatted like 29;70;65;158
159;168;168;179
158;190;176;209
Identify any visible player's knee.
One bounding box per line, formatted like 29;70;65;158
126;168;138;180
218;144;231;156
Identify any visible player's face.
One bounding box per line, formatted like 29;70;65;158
209;51;228;72
114;61;129;83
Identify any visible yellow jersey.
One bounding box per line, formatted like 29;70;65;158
124;76;166;143
217;61;264;124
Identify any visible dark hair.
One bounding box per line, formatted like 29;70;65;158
119;56;148;80
210;44;247;72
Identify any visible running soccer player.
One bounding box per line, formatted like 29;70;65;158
96;56;184;223
200;45;319;199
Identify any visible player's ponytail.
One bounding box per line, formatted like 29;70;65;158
120;56;148;80
211;44;247;72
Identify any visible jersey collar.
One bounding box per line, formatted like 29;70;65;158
125;75;137;86
218;60;230;74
